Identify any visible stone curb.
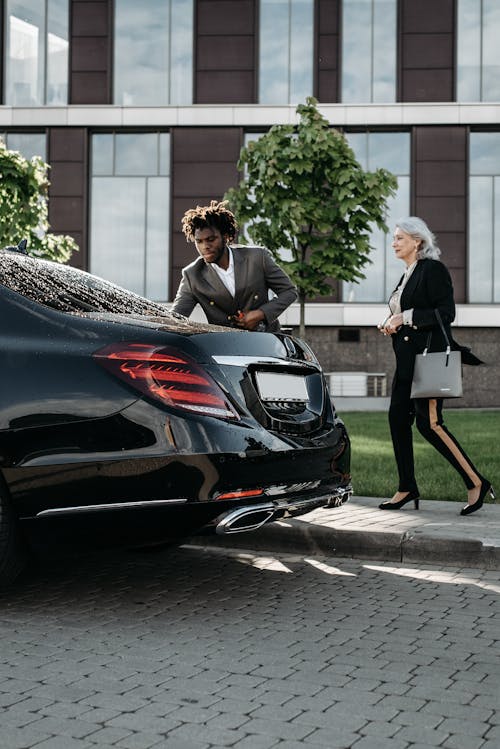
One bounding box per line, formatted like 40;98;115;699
187;503;500;569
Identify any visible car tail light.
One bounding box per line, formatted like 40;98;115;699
94;343;239;419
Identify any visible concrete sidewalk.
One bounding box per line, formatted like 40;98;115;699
189;496;500;569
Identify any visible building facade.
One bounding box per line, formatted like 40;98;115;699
1;0;499;406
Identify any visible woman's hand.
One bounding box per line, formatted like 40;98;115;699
378;313;403;336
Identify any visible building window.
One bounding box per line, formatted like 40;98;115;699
343;131;411;302
457;0;500;102
90;132;170;301
469;133;500;302
1;131;46;160
113;0;193;106
4;0;68;106
259;0;314;104
341;0;397;103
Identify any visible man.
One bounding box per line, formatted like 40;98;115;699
171;200;297;332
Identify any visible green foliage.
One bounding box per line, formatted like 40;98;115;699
0;139;77;262
225;98;397;335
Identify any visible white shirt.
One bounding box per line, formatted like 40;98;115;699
211;247;235;297
388;260;418;325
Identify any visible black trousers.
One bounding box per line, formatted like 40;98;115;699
389;377;482;494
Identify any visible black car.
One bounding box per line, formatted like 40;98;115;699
0;247;351;586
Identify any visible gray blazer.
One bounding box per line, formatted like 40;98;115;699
171;245;298;332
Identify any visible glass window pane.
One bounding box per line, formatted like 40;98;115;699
46;0;68;104
468;176;493;302
457;0;481;101
289;0;314;104
494;177;500;302
259;0;313;104
145;177;169;300
6;0;45;105
470;133;500;174
343;131;410;302
5;132;46;160
115;133;158;175
114;0;193;106
342;0;396;103
482;0;500;101
91;133;114;175
91;177;147;295
259;0;289;103
342;0;372;102
372;0;396;102
159;133;170;176
5;0;68;106
170;0;194;105
457;0;500;101
368;132;410;174
90;133;171;300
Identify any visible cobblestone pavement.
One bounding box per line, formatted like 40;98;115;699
0;544;499;749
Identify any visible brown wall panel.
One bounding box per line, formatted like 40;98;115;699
175;163;241;197
415;161;466;197
195;0;257;103
401;70;453;103
174;128;242;162
70;0;112;104
71;38;109;71
413;126;468;302
416;197;465;233
197;37;255;70
49;162;85;195
415;127;467;160
402;34;453;69
48;128;88;270
196;72;256;103
197;0;255;33
316;0;340;102
401;0;454;33
71;72;110;103
399;0;455;102
170;127;242;299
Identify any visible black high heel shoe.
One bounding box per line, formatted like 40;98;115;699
379;490;420;511
460;479;496;516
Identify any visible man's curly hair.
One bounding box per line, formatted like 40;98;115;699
181;200;238;243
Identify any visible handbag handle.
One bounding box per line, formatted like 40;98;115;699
423;309;451;359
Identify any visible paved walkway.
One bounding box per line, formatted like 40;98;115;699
191;496;500;569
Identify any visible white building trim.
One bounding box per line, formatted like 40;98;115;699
279;304;500;328
1;102;500;128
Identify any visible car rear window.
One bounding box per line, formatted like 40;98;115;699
0;249;172;316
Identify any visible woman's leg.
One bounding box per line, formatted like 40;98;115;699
389;378;418;493
414;398;482;490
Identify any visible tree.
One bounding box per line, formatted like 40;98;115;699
225;97;398;339
0;139;77;262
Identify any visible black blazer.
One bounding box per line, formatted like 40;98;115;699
391;258;480;381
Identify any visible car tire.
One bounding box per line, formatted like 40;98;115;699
0;478;26;591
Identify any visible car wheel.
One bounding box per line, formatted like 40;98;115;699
0;479;26;591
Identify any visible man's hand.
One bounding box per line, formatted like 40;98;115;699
233;309;266;330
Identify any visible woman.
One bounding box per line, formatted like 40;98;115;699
378;216;494;516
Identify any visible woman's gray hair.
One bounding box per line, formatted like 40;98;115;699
395;216;441;260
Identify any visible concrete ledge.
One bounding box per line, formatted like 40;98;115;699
187;496;500;569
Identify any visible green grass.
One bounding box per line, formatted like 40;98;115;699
340;410;500;502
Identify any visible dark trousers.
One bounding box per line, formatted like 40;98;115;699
389;378;482;493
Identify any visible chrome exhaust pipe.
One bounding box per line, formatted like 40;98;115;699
215;503;276;534
326;484;353;508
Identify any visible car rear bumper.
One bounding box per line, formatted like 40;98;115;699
214;484;353;534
